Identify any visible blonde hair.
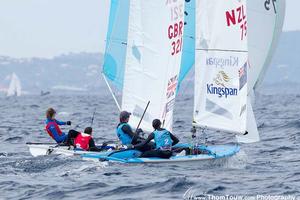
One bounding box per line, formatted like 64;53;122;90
46;108;56;119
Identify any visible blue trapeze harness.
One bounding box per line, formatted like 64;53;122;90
154;129;172;150
116;123;133;145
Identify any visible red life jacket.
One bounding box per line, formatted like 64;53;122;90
74;133;92;151
45;120;63;139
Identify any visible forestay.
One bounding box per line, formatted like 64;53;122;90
193;0;248;134
121;0;185;132
248;0;286;91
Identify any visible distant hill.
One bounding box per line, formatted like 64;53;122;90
0;52;105;94
0;31;299;95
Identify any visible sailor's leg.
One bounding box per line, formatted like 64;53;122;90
141;150;172;159
65;130;79;146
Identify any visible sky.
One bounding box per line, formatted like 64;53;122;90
0;0;299;58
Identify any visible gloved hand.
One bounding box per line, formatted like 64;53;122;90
136;128;143;134
66;121;72;125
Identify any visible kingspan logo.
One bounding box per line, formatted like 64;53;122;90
206;56;239;68
207;71;238;98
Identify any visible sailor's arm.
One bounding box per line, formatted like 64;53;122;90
170;132;179;146
122;125;139;143
55;120;66;125
134;132;154;148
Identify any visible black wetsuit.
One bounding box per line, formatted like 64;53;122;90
134;128;179;159
66;130;103;152
116;123;154;152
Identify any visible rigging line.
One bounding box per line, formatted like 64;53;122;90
196;48;248;53
102;73;121;112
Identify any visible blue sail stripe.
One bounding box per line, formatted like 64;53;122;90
178;0;195;90
103;0;130;89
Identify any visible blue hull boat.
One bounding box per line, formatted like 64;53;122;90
81;143;240;164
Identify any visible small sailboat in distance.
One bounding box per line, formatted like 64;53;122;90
6;73;22;97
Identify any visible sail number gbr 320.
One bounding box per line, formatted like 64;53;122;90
167;0;184;56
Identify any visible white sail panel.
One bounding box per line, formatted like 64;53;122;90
7;73;21;97
122;0;185;132
194;0;248;134
248;0;286;91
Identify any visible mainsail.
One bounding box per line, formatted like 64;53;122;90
7;73;21;97
193;0;248;134
178;0;286;93
103;0;185;132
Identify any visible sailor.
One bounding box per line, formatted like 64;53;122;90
45;108;71;144
116;111;143;145
71;127;103;152
116;110;155;152
134;119;179;159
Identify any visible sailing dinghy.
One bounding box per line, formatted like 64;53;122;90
82;0;247;163
26;142;118;157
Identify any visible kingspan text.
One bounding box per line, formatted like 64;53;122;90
206;56;239;68
207;84;238;98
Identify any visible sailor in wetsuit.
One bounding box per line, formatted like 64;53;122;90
116;111;153;151
135;119;179;159
68;127;103;152
45;108;72;144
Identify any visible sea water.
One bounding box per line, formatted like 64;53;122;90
0;89;299;199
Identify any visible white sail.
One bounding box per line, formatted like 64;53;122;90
193;0;248;134
236;0;285;143
121;0;185;132
248;0;286;91
7;73;21;97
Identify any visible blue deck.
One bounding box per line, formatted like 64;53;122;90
81;143;240;164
